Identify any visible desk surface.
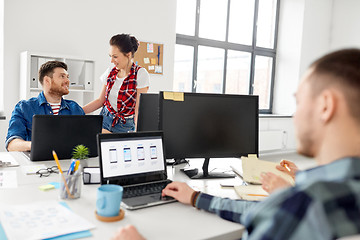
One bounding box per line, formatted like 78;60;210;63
0;152;246;240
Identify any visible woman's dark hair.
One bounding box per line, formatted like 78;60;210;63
110;34;139;57
38;61;68;85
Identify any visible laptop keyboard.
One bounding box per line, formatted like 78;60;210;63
123;180;172;198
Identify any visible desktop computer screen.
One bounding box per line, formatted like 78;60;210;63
137;93;160;132
159;92;259;179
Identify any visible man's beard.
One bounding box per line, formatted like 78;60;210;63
49;85;69;97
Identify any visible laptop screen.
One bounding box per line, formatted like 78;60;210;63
30;115;103;161
98;132;167;185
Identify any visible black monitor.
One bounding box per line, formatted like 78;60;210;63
137;93;160;132
159;92;259;179
137;93;188;165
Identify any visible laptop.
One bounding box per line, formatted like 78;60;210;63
24;115;103;161
97;131;176;210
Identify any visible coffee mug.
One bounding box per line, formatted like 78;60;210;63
96;184;123;217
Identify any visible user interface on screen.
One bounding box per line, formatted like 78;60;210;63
100;136;165;178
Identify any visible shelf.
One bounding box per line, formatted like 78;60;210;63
21;51;95;106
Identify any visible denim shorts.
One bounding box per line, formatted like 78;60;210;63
100;107;135;133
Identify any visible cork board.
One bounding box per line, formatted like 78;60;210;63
134;41;163;75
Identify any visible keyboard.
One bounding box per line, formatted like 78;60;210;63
123;180;172;198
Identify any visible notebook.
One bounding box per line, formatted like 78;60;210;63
97;131;176;210
25;115;103;161
241;156;295;185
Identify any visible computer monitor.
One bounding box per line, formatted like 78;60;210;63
137;93;188;165
159;92;259;179
137;93;160;132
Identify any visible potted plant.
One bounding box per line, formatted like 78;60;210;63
72;144;90;168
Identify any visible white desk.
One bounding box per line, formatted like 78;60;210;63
0;152;245;240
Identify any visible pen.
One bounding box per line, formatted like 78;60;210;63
67;160;75;175
53;150;74;199
74;160;80;172
284;163;291;172
247;194;268;197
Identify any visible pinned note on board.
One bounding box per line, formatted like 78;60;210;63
147;43;154;53
134;41;163;75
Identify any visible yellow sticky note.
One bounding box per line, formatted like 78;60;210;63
150;58;157;65
173;92;184;101
163;92;174;100
39;184;55;191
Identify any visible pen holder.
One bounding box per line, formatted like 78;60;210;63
59;172;81;199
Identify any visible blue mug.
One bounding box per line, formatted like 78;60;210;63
96;184;123;217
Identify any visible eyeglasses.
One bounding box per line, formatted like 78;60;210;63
36;166;59;177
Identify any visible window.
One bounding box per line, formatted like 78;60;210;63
174;0;279;113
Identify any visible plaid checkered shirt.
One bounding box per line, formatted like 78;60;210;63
104;63;140;127
195;157;360;240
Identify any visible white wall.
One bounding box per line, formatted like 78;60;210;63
0;0;176;151
273;0;333;115
331;0;360;50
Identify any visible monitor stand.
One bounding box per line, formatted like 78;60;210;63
181;158;235;179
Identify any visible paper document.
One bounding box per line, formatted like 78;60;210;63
0;201;95;240
241;156;295;185
0;153;19;167
234;185;269;201
0;171;17;188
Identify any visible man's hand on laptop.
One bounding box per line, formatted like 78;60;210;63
162;182;195;205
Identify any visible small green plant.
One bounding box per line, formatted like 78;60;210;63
72;144;89;160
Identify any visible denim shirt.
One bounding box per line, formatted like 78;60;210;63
5;92;84;150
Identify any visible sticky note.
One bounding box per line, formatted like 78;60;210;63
163;92;174;100
144;58;150;64
148;65;155;71
150;58;157;65
49;181;60;189
173;92;184;101
39;184;55;191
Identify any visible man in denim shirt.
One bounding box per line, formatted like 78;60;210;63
6;61;84;152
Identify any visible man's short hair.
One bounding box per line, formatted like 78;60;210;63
310;48;360;121
38;61;68;85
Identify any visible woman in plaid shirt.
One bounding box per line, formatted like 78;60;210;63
83;34;149;133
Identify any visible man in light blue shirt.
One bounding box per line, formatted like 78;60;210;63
6;61;84;152
113;49;360;240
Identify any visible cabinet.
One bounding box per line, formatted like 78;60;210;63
20;51;95;106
